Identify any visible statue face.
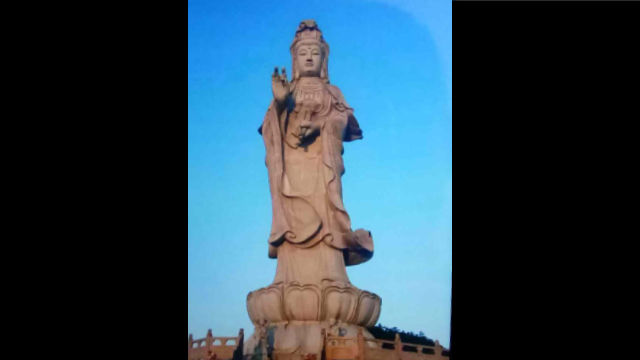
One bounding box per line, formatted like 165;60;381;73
295;43;323;78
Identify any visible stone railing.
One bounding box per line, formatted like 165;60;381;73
188;329;244;360
325;330;448;360
325;330;365;360
364;333;448;360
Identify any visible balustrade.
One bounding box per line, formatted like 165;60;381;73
188;329;244;360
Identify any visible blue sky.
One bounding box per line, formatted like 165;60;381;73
189;0;451;348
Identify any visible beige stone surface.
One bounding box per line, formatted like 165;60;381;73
189;329;244;360
246;280;381;326
245;20;381;360
259;20;373;267
187;327;449;360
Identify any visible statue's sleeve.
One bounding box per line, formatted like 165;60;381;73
344;112;363;142
328;85;363;142
257;101;272;135
260;100;289;253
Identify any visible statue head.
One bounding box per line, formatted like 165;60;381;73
290;20;330;83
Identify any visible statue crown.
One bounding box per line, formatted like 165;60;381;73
291;19;327;49
289;19;330;83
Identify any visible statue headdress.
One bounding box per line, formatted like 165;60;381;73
290;19;330;83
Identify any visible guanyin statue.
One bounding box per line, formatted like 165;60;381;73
245;20;381;360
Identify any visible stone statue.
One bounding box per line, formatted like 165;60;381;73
245;20;381;360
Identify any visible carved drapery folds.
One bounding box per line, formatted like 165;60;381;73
244;20;382;360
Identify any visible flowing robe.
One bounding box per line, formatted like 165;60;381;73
259;82;366;284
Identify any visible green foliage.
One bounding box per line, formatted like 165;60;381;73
367;324;436;347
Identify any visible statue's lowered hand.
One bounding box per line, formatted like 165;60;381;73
298;124;320;143
271;66;290;104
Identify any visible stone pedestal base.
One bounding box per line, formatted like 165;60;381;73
246;281;381;327
244;280;381;360
243;321;374;360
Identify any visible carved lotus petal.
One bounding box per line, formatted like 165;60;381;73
284;283;320;321
355;291;381;327
247;281;380;325
247;286;284;324
322;285;358;323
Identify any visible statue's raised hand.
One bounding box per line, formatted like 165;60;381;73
271;67;290;105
